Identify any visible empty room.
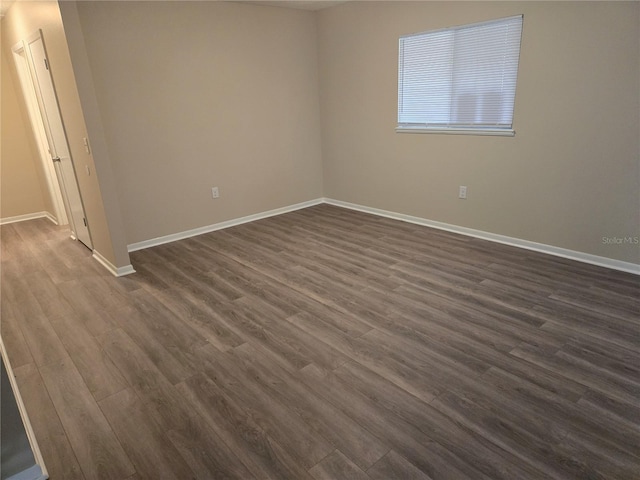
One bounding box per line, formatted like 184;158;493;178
1;1;638;479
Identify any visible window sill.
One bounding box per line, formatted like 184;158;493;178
396;126;515;137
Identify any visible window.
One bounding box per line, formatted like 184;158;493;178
397;15;523;136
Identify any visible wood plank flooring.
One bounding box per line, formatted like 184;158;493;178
1;204;639;479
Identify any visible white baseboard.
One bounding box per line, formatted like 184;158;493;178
44;212;60;225
43;211;58;225
0;338;48;480
123;196;638;275
127;198;324;252
324;198;640;275
0;211;57;226
92;250;136;277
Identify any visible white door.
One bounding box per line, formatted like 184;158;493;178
24;31;92;249
11;45;68;226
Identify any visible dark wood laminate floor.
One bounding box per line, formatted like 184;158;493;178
1;204;639;480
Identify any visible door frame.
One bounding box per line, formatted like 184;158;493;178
12;39;68;226
12;30;93;249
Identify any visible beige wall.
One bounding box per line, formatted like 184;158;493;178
0;39;48;220
318;1;640;263
4;1;636;268
73;1;324;244
2;0;130;269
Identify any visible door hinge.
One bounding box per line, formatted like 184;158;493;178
83;218;87;227
44;58;49;70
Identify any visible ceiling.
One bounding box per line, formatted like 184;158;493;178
0;0;15;17
236;0;347;10
0;0;346;18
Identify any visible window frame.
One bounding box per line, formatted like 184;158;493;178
396;15;524;137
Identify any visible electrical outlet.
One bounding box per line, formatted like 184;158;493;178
211;187;220;199
459;186;467;199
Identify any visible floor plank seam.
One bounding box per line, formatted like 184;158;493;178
3;206;639;480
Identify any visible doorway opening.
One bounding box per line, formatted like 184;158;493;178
11;30;92;249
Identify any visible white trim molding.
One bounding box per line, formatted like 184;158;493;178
92;250;136;277
0;338;48;480
0;211;57;226
324;198;640;276
124;197;638;275
396;126;515;137
127;198;323;252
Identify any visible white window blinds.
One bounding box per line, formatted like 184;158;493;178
398;15;523;135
